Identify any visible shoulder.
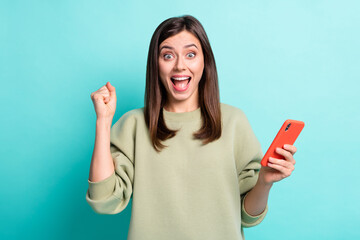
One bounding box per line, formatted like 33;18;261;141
114;107;144;123
220;103;262;158
110;108;145;155
220;102;256;136
220;102;248;122
120;107;144;120
111;107;145;132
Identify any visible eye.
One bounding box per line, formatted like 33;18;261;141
163;54;173;60
187;52;196;58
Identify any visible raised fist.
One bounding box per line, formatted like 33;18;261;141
90;82;117;120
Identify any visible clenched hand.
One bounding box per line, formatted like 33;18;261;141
90;82;117;120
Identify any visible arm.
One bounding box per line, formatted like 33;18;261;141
88;81;117;184
243;144;297;216
234;108;298;225
238;158;269;228
85;113;136;215
88;118;115;182
86;82;135;214
243;179;272;216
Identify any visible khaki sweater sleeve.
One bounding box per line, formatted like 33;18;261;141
235;109;268;227
85;111;136;214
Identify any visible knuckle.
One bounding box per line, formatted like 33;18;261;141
102;91;110;96
287;163;293;170
93;95;103;101
279;147;291;157
277;148;285;156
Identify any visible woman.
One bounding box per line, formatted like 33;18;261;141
86;15;297;240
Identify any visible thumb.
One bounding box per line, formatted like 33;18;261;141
106;82;116;98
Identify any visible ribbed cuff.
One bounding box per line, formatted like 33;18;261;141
87;171;116;201
241;193;268;227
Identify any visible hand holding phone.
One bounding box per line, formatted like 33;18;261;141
261;120;305;167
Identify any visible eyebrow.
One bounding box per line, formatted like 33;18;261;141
159;43;198;51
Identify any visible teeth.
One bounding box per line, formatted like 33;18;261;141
171;77;190;81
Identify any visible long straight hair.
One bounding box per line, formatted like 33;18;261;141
144;15;221;152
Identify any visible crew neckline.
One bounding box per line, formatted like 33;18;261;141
162;107;201;122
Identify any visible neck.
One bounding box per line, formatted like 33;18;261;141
163;100;199;113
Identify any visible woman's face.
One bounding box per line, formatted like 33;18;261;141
158;30;204;111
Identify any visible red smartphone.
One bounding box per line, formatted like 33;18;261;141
261;119;305;167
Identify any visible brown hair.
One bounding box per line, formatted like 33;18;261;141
144;15;221;152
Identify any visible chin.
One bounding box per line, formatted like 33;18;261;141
171;90;197;102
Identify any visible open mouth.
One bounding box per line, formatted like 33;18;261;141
170;77;191;91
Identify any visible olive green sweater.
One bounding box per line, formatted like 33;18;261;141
85;103;268;239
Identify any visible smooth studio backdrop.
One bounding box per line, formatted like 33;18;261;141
1;0;359;239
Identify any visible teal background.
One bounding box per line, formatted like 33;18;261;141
1;0;359;239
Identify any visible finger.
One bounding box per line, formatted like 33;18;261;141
98;86;110;94
267;162;293;178
92;94;105;103
269;157;294;169
106;82;116;99
98;90;110;97
99;86;108;92
92;87;109;100
276;147;295;164
284;144;297;155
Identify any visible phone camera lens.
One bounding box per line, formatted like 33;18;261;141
285;123;291;131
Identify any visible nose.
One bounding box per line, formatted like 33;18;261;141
174;56;186;71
